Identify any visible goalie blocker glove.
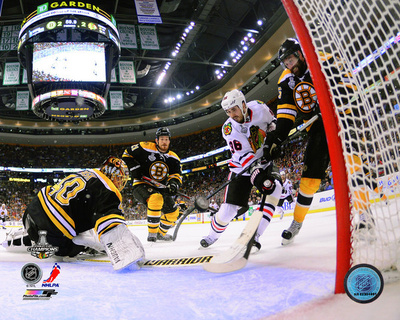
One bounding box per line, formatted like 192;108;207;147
250;163;281;195
166;179;180;196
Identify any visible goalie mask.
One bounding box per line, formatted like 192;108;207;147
100;156;129;191
221;89;247;119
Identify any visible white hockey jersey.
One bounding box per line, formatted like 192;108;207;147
222;100;276;175
280;179;293;199
0;204;8;218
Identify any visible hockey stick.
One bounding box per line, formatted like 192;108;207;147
66;254;214;267
203;193;267;273
142;176;191;200
286;113;320;141
172;114;320;241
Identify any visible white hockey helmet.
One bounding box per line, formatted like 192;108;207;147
280;171;286;180
221;89;247;117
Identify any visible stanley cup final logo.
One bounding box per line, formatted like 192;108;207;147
27;230;59;259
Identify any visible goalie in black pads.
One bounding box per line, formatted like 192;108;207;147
200;89;282;252
122;127;183;242
3;156;145;271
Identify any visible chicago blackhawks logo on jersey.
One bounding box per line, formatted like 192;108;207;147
293;81;318;112
150;161;169;181
248;125;266;153
223;123;232;136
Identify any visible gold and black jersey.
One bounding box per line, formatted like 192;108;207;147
37;169;125;239
122;141;182;187
276;52;357;139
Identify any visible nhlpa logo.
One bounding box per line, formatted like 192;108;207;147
42;263;61;287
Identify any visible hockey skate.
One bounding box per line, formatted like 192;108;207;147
157;233;173;241
281;220;303;245
250;240;261;254
200;236;217;248
147;233;157;242
276;207;285;220
100;224;145;271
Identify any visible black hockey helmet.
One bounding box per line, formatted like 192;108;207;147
155;127;171;140
278;38;302;67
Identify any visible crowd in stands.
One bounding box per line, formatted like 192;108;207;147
0;126;334;223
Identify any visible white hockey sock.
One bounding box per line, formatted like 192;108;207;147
255;203;275;239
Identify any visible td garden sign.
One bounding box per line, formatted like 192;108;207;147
22;1;116;29
35;2;109;16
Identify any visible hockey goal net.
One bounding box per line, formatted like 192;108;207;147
282;0;400;293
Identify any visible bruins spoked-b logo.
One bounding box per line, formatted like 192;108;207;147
27;230;58;259
293;81;318;112
344;264;384;303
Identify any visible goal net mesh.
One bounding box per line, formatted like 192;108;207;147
291;0;400;276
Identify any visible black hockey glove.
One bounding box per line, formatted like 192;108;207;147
250;164;277;195
166;179;180;196
124;158;143;180
263;132;283;161
130;165;143;180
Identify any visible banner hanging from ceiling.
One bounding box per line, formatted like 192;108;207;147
134;0;162;24
3;62;20;85
138;26;160;50
109;91;124;110
16;91;30;110
118;24;138;49
118;61;136;84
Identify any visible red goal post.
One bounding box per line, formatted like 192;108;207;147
281;0;400;293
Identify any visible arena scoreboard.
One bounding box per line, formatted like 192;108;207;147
18;2;121;123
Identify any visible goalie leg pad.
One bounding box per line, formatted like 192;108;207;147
100;224;145;271
72;229;105;253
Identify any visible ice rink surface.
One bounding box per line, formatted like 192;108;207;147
1;209;399;320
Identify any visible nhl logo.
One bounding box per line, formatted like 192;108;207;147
21;263;43;285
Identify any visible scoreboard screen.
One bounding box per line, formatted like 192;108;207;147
32;42;106;82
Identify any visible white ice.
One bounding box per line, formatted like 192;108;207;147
1;209;399;320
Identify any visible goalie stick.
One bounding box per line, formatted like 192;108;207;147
172;114;320;241
202;193;267;273
65;254;214;268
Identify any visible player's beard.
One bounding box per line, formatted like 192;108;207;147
291;59;307;77
157;143;169;153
